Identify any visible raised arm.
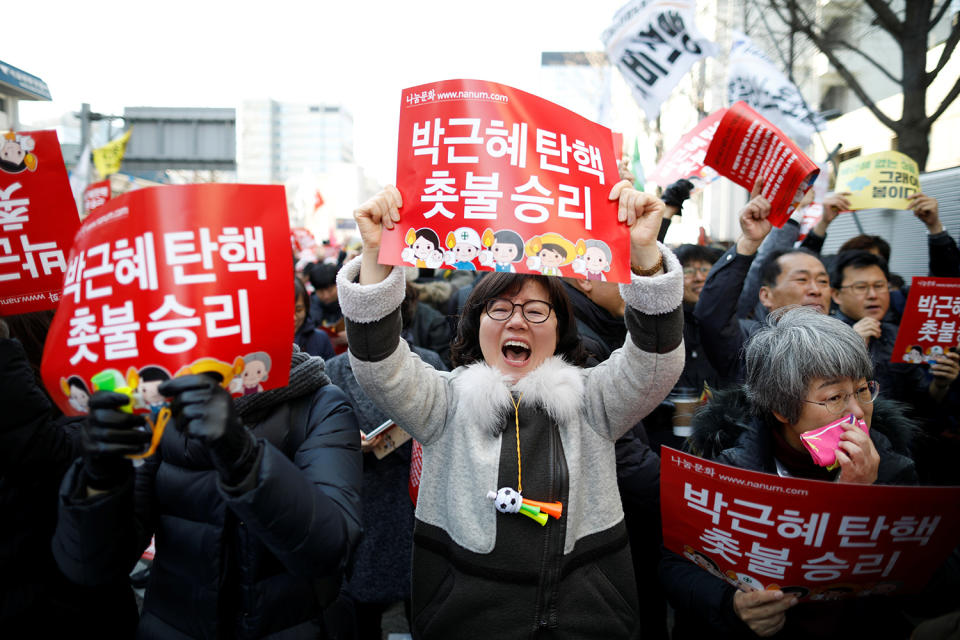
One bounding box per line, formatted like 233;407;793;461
337;186;451;445
582;181;685;439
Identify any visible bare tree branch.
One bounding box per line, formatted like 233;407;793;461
831;39;902;84
924;74;960;126
790;20;900;130
929;21;960;81
863;0;904;37
931;0;953;28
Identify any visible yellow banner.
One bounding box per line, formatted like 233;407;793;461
835;150;919;210
92;128;132;177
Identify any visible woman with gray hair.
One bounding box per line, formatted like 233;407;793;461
660;306;918;639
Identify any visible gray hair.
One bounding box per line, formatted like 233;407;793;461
744;306;873;424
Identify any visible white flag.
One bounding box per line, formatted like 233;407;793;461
602;0;717;120
727;32;824;148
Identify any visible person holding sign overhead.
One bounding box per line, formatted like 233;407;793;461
336;180;683;638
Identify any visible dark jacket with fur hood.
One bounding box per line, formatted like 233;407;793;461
660;387;920;640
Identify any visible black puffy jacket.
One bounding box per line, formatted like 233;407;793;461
53;353;363;639
1;337;137;636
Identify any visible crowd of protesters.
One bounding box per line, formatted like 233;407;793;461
2;157;959;640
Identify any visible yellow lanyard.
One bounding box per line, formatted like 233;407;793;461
511;393;524;494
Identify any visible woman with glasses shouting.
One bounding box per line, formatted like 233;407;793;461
335;181;684;639
661;306;919;639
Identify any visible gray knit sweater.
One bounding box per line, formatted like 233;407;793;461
336;246;685;555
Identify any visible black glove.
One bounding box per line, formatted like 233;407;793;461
661;179;695;214
82;392;151;490
159;374;258;486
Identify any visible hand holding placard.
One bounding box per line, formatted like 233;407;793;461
733;590;796;637
608;180;665;272
356;185;402;286
735;180;772;256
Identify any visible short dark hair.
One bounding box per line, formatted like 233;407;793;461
493;229;524;260
450;274;586;368
830;250;890;289
838;234;891;263
67;375;89;393
759;248;824;288
309;262;339;290
673;244;720;267
139;366;170;383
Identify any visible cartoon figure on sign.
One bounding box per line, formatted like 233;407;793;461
60;376;92;413
926;344;945;365
478;228;524;273
443;227;482;271
903;345;923;364
176;356;245;388
571;239;612;281
134;365;172;420
401;227;443;269
0;132;38;174
682;545;726;580
725;570;776;593
524;233;579;277
229;352;272;396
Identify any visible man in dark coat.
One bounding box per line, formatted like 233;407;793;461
53;347;362;639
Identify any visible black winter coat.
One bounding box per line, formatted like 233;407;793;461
660;387;919;640
0;338;137;636
53;358;363;639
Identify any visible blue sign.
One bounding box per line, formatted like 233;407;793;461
0;60;51;101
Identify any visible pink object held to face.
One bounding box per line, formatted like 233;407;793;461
800;414;869;468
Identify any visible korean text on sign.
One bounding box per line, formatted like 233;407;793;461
0;130;80;313
661;448;960;599
42;184;294;416
384;79;629;283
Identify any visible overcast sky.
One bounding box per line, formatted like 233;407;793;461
10;0;627;183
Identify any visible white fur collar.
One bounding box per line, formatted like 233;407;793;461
451;356;585;436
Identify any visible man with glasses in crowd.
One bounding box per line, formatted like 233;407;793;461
831;250;959;407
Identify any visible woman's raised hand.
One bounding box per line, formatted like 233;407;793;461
354;185;403;253
354;185;402;284
608;179;665;274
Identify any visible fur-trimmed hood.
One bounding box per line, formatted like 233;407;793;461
688;386;922;460
450;355;586;437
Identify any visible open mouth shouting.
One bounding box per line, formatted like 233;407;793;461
502;339;532;366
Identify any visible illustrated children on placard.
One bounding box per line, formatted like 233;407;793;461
135;366;172;420
61;376;91;413
0;131;38;174
478;229;525;273
571;239;613;281
229;351;272;396
524;232;579;276
401;227;444;268
443;227;482;270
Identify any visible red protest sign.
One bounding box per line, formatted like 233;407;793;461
704;102;819;227
381;79;626;282
0;130;81;314
891;277;960;364
41;184;293;417
83;180;111;217
661;448;960;600
648;109;725;189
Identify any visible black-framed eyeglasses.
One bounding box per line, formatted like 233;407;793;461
804;381;879;415
484;298;554;323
